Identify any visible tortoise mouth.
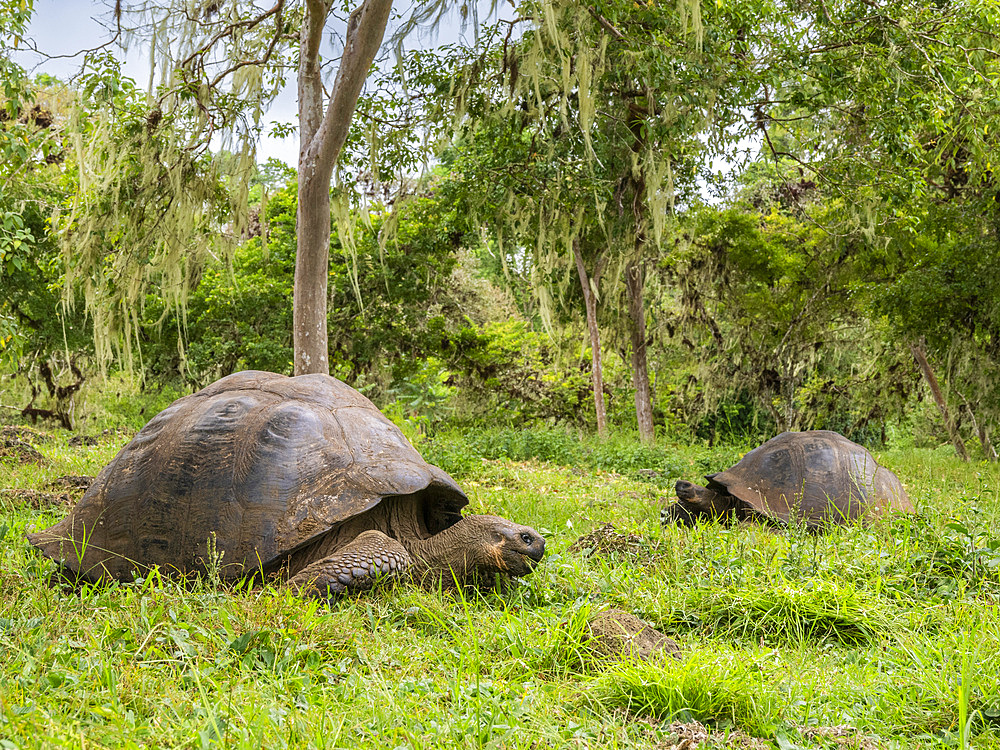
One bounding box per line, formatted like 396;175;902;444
520;547;545;566
507;548;543;576
674;480;699;502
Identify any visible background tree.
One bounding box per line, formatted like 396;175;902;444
52;0;414;376
293;0;392;375
1;9;94;427
386;0;753;442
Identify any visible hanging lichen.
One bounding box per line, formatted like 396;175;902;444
386;0;709;362
56;0;292;372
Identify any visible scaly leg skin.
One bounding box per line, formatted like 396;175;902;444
287;530;412;599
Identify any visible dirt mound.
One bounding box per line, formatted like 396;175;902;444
68;428;133;448
1;488;73;509
586;609;680;661
568;522;645;558
0;425;53;444
45;475;94;494
0;437;44;464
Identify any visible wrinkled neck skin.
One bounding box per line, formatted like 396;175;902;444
403;516;492;584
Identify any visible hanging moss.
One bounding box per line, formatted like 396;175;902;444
389;0;710;359
56;1;291;372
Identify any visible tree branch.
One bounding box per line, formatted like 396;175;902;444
587;6;625;41
178;1;285;74
309;0;393;173
208;3;287;89
298;0;331;153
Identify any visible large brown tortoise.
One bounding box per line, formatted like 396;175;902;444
662;430;913;528
28;371;545;597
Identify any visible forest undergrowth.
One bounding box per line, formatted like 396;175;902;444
1;423;998;749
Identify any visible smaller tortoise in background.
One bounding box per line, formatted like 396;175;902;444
28;371;545;597
662;430;913;529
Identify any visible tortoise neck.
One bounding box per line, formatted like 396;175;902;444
403;516;484;579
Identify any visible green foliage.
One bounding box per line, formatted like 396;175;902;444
599;648;776;734
652;199;916;442
326;189;464;387
871;216;1000;456
387;357;456;430
423;426;684;487
0;59;96;426
0;186;89;367
143;232;296;382
442;320;593;427
358;0;768;439
454;426;585;465
0;22;82;368
586;437;684;486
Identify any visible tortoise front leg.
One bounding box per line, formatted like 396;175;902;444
287;530;411;598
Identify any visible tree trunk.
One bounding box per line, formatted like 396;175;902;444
625;259;655;443
293;0;393;376
573;239;607;437
971;411;996;462
621;106;655;444
957;388;997;462
910;338;968;461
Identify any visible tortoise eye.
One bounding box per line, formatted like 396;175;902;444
520;532;534;545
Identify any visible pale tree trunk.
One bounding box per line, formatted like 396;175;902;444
573;239;607;437
625;258;655;444
910;337;969;461
294;0;393;376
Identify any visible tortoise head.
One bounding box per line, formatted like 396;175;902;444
662;479;739;526
409;514;545;580
472;515;546;576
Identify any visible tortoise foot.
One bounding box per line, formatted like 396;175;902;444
287;530;411;599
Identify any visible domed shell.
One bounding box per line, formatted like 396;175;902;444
706;430;912;526
28;371;467;580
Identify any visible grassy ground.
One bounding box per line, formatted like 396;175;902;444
1;426;999;749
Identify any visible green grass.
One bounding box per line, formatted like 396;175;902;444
2;427;1000;748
